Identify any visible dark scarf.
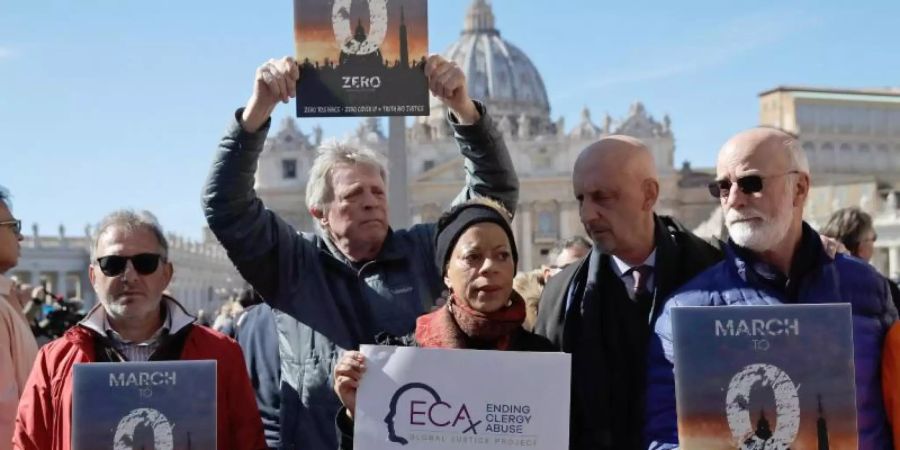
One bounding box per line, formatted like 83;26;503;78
415;292;526;350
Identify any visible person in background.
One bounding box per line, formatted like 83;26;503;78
0;186;38;450
513;269;545;331
202;54;518;450
542;236;591;282
14;210;265;450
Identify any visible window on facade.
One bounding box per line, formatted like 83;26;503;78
796;104;814;131
282;159;297;179
837;108;853;134
891;109;900;136
878;144;890;167
534;148;553;173
818;105;834;132
853;106;870;135
423;160;435;171
537;211;557;238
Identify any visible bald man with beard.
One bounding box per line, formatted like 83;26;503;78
534;136;723;450
645;128;897;450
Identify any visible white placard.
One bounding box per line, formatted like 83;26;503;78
354;345;571;450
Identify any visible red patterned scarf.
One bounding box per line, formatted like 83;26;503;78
415;292;526;350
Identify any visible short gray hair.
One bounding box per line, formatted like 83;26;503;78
0;184;12;211
785;137;810;174
91;210;169;261
305;139;387;213
758;126;810;174
548;235;592;263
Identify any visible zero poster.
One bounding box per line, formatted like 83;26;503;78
672;304;857;450
72;360;216;450
294;0;429;117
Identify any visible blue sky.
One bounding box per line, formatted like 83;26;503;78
2;0;899;239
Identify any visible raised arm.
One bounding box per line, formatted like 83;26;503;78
202;57;306;303
424;55;519;216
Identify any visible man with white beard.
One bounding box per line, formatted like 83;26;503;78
643;127;898;450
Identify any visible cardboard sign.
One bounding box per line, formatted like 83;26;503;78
72;360;217;450
294;0;429;117
672;304;857;449
353;345;570;450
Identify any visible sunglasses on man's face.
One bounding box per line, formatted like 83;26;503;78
0;219;22;235
96;253;164;277
707;171;800;199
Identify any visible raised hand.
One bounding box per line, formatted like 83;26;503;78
425;54;480;125
241;57;301;133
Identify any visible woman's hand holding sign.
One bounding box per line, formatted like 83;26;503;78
334;351;367;420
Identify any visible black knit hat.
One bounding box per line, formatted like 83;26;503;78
434;202;518;276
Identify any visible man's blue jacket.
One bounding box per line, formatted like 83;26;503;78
645;223;897;450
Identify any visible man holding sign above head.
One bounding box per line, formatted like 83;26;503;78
203;55;517;450
13;210;265;450
644;128;897;450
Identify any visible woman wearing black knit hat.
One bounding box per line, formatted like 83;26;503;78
332;197;555;449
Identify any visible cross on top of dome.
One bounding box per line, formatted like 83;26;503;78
464;0;498;36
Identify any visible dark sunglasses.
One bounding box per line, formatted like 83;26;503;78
707;171;800;199
0;219;22;235
96;253;164;276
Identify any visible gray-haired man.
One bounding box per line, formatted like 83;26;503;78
13;210;265;450
202;55;518;449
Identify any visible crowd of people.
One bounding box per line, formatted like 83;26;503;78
2;53;900;450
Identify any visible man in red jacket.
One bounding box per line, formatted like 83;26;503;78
13;210;265;450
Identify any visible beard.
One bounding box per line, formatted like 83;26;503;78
725;204;793;252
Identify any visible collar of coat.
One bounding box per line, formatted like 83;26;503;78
78;295;195;340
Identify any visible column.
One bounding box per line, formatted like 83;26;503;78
57;272;68;299
520;205;534;271
511;208;520;252
388;116;410;228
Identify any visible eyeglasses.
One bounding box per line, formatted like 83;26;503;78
707;171;800;199
96;253;164;277
0;219;22;235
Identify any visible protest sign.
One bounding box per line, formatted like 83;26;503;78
353;345;570;450
294;0;429;117
673;304;857;449
72;360;216;450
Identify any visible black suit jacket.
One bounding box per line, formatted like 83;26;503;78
532;214;723;450
534;214;722;350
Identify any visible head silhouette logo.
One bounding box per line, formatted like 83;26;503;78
385;382;482;445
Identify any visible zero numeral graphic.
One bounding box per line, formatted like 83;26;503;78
725;364;800;450
332;0;388;55
113;408;174;450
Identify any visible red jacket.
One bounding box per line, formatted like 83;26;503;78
13;317;266;450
